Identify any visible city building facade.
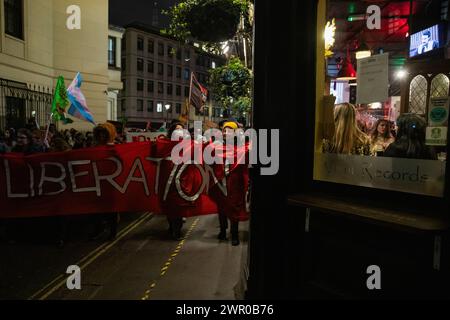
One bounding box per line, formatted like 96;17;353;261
108;25;125;122
0;0;110;132
119;22;226;129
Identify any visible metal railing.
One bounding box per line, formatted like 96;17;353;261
0;78;53;131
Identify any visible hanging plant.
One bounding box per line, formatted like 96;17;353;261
164;0;249;43
209;57;252;117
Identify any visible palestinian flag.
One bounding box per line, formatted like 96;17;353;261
51;76;73;124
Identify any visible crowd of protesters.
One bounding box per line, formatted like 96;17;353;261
0;118;249;247
0;121;126;247
0;123;127;155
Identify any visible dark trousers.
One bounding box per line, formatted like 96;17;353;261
219;213;239;237
91;213;118;240
168;216;183;239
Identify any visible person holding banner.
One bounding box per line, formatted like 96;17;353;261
165;120;188;240
212;121;250;246
89;124;120;241
11;129;33;154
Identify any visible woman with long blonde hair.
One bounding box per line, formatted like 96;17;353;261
325;103;371;155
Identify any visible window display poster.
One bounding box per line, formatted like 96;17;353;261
356;53;389;105
428;97;449;127
426;126;448;146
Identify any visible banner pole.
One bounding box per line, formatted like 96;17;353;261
43;113;52;149
187;72;194;130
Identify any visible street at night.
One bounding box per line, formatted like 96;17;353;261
1;213;248;300
2;0;450;311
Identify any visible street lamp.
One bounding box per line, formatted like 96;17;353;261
165;104;171;124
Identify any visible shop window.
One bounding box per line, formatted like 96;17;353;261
408;75;427;115
314;1;447;198
430;74;449;99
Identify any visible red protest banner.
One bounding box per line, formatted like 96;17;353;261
0;141;250;221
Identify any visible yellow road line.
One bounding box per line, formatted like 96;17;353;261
141;218;200;300
28;212;153;300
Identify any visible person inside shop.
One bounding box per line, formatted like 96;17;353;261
323;103;372;156
390;121;398;139
370;119;395;156
384;113;436;160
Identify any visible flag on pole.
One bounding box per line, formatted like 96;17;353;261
51;76;72;124
190;73;208;110
67;73;96;125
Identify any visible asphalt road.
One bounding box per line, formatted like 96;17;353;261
0;212;248;300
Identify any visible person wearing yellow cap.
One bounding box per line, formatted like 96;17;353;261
223;121;238;130
217;120;242;246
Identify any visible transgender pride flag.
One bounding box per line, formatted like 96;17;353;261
67;73;96;125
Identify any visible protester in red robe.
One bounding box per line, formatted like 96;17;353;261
210;121;250;246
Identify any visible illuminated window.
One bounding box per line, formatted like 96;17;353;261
430;74;449;99
408;75;427;115
313;1;447;198
108;37;117;67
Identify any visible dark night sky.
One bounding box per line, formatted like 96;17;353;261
109;0;179;27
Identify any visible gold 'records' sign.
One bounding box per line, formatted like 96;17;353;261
314;153;446;197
